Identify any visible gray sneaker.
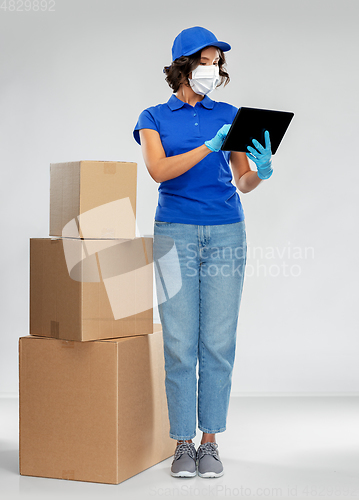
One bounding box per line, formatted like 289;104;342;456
196;442;224;478
170;442;197;477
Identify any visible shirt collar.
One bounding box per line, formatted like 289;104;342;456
167;94;215;111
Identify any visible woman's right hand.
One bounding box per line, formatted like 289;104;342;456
205;124;231;152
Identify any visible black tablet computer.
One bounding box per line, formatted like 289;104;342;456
221;107;294;155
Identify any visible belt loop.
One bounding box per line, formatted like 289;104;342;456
205;225;210;245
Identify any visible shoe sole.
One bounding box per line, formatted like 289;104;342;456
198;470;224;478
171;470;197;478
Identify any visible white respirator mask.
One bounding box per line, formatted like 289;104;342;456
188;64;220;96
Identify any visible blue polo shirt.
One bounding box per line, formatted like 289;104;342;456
133;94;245;225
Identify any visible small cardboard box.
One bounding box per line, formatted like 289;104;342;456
30;237;153;341
19;324;174;485
49;161;137;239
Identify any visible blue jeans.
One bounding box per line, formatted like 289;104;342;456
153;220;247;441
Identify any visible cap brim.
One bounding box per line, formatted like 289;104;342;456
182;41;231;57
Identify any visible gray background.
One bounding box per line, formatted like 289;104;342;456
1;0;358;396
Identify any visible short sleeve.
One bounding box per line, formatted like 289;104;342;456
133;108;159;145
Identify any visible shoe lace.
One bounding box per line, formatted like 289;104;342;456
197;442;220;461
174;442;196;461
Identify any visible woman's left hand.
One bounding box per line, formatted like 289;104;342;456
246;130;273;180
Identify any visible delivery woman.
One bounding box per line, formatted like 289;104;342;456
133;26;272;479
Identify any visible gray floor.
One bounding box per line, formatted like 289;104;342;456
2;396;359;500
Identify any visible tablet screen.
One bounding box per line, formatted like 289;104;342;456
221;107;294;155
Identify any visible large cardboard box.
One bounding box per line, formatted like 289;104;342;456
30;237;154;341
49;161;137;239
19;323;174;485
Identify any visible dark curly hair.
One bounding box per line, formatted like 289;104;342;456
163;47;230;93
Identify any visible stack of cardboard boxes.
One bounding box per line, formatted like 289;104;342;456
19;161;174;484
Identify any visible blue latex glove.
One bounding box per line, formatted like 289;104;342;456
205;124;231;152
246;130;273;180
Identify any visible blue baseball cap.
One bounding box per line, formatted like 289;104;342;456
172;26;231;62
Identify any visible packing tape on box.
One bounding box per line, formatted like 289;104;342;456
103;162;116;174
